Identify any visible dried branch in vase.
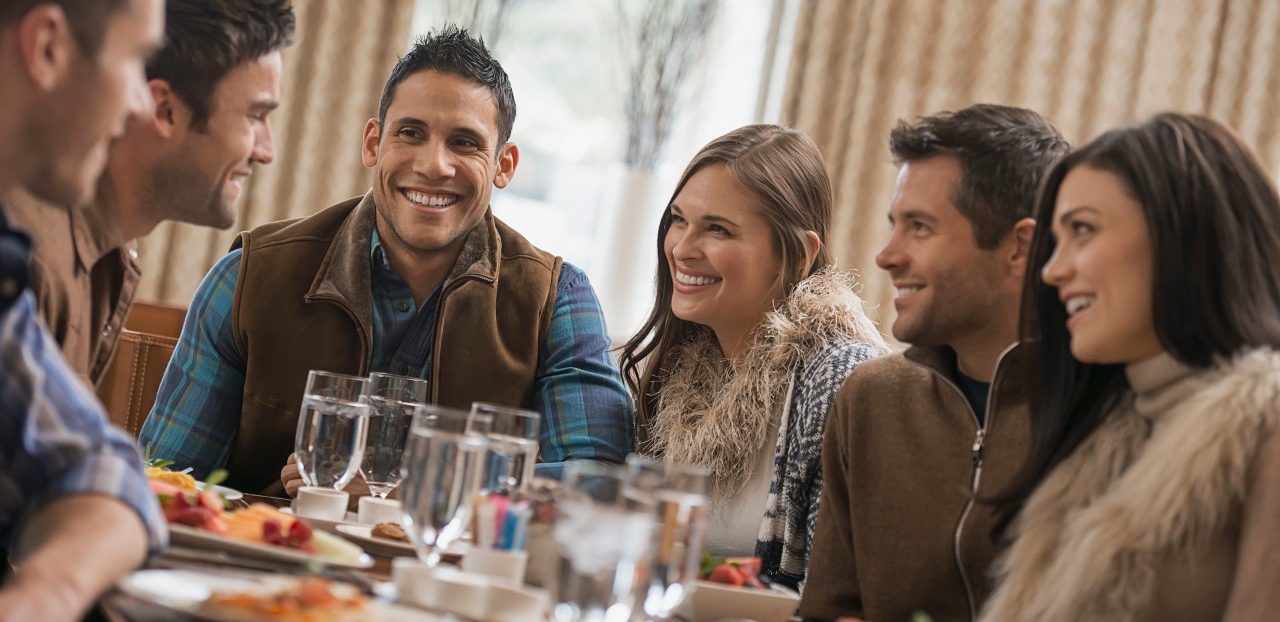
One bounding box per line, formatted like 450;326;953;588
615;0;720;172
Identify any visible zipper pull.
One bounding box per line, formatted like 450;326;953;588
971;428;987;467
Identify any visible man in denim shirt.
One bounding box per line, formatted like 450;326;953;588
0;1;166;620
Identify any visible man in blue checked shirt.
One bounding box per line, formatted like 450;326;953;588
0;1;167;620
141;25;634;496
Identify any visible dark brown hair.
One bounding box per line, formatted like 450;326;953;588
0;0;128;54
998;112;1280;527
146;0;295;130
618;124;834;449
890;103;1068;248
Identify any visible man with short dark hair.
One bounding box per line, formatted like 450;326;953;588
799;104;1069;622
5;0;295;385
0;1;166;620
141;25;633;495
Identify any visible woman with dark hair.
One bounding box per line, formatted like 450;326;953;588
618;124;887;588
981;113;1280;621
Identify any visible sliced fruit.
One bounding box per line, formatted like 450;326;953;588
708;563;746;586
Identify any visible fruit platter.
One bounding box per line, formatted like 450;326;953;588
147;464;370;569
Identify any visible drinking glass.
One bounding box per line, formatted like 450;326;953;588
628;455;710;620
471;402;541;494
549;461;657;622
360;373;428;498
295;370;370;490
400;405;491;567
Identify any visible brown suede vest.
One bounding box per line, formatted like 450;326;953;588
224;192;561;493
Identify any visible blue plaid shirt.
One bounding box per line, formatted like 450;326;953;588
1;214;166;554
141;229;632;481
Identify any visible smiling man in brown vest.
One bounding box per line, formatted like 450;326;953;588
140;25;633;495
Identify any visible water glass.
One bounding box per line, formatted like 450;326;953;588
472;402;541;494
295;370;370;490
400;405;490;567
629;455;710;620
549;461;657;622
360;373;428;498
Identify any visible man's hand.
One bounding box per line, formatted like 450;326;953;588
0;495;148;622
0;574;83;622
281;454;374;509
281;452;303;498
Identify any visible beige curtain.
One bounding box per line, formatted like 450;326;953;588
782;0;1280;329
136;0;416;306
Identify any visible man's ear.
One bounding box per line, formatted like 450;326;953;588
148;80;177;138
1008;217;1037;279
493;142;519;189
16;5;75;92
362;119;380;168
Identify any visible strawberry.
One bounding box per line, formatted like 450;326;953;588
170;507;214;528
287;518;315;553
725;557;762;578
708;563;747;586
263;519;285;546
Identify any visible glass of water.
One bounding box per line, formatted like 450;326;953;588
400;405;491;567
295;370;370;490
360;373;428;498
549;461;657;622
628;455;710;620
471;402;540;494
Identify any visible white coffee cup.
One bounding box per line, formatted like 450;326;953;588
485;582;549;622
357;496;402;525
434;567;491;619
293;486;349;522
460;547;528;586
392;558;436;608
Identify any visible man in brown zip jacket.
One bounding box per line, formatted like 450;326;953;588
799;105;1068;622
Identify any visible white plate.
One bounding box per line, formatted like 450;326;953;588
114;568;445;621
689;580;800;622
195;482;243;502
168;524;373;569
333;524;470;560
280;506;361;531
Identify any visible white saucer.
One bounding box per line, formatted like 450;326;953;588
279;506;360;532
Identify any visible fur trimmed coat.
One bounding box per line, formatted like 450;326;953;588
980;349;1280;622
641;268;888;589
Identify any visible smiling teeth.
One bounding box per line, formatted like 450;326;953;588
1066;296;1095;316
675;271;721;286
404;190;458;208
896;286;921;296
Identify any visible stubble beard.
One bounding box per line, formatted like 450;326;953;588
147;156;234;229
376;190;484;258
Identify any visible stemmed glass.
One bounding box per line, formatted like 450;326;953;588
471;402;541;494
548;461;657;622
399;405;492;567
360;372;428;499
294;370;370;490
629;455;711;621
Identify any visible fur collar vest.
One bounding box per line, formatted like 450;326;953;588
981;348;1280;621
643;267;886;500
